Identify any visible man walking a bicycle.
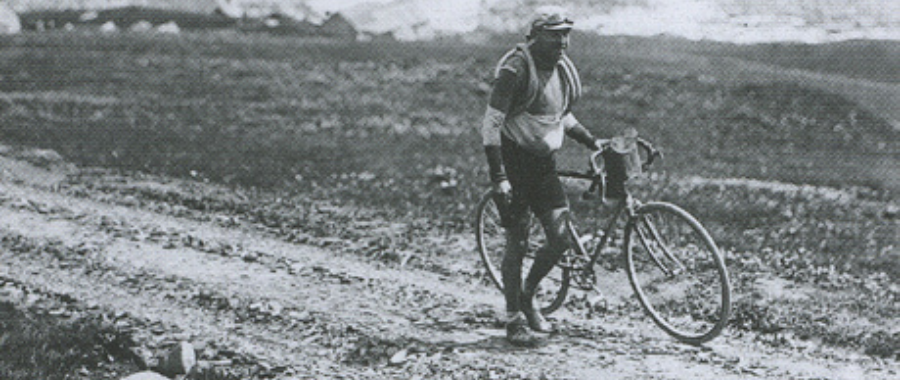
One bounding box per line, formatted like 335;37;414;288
480;5;603;346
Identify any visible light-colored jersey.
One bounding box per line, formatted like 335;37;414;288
481;44;582;156
501;64;579;155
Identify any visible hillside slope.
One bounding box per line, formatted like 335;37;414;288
0;30;897;378
1;146;897;379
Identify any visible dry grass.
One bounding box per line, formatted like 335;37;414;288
0;301;137;380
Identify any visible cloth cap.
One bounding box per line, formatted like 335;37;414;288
529;5;574;33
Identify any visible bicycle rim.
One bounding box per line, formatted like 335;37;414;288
475;192;570;315
625;202;731;344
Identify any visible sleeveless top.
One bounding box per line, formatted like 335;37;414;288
493;44;582;155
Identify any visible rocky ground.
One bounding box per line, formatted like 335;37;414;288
0;150;896;380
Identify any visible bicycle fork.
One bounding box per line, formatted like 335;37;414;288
632;214;687;277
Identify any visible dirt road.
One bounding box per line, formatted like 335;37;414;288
0;152;894;379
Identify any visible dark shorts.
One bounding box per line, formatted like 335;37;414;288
500;135;568;228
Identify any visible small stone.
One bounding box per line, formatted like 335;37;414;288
0;285;24;304
389;349;409;366
266;301;283;316
288;311;313;322
205;359;233;367
288;263;305;275
157;341;196;376
24;293;41;307
883;204;899;219
241;251;259;262
120;195;141;207
129;346;156;369
120;370;171;380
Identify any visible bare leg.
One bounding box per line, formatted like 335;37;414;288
521;207;569;331
501;220;543;346
525;207;569;294
501;221;529;314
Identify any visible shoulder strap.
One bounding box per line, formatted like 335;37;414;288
493;45;582;117
558;53;582;113
494;43;540;118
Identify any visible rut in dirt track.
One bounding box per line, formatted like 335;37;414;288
0;159;893;379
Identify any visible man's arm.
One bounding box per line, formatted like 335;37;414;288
562;113;601;150
481;68;518;184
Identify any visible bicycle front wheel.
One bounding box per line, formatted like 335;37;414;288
625;202;731;344
475;191;570;315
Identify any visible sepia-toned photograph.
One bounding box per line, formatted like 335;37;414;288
0;1;896;379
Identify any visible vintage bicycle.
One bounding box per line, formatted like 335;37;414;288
475;131;732;344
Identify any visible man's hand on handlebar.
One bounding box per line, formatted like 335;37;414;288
493;179;512;203
638;139;663;172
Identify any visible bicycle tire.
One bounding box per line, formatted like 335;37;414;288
624;202;731;344
475;191;570;315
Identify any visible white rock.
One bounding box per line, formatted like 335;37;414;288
266;301;283;316
0;3;20;34
388;349;408;366
288;262;305;274
120;371;170;380
130;21;153;32
157;341;196;376
240;251;259;262
0;285;24;304
129;346;156;370
79;11;98;22
156;21;180;34
100;21;118;33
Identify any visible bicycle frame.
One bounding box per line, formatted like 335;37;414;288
555;140;660;276
476;136;731;343
557;189;692;290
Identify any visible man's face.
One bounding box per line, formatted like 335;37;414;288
531;29;570;64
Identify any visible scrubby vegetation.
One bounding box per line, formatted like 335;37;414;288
0;300;137;380
0;30;897;365
704;39;900;84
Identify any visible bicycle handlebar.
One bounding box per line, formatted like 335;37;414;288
563;138;661;200
589;138;661;175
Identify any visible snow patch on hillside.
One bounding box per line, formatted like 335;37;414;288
338;0;899;43
7;0;900;43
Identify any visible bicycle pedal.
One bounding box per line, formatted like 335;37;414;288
558;251;589;270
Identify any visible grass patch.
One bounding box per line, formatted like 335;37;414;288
0;301;137;380
703;39;900;84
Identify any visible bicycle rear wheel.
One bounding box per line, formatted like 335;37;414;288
625;202;731;344
475;192;570;315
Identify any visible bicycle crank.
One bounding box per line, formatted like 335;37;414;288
557;248;590;271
